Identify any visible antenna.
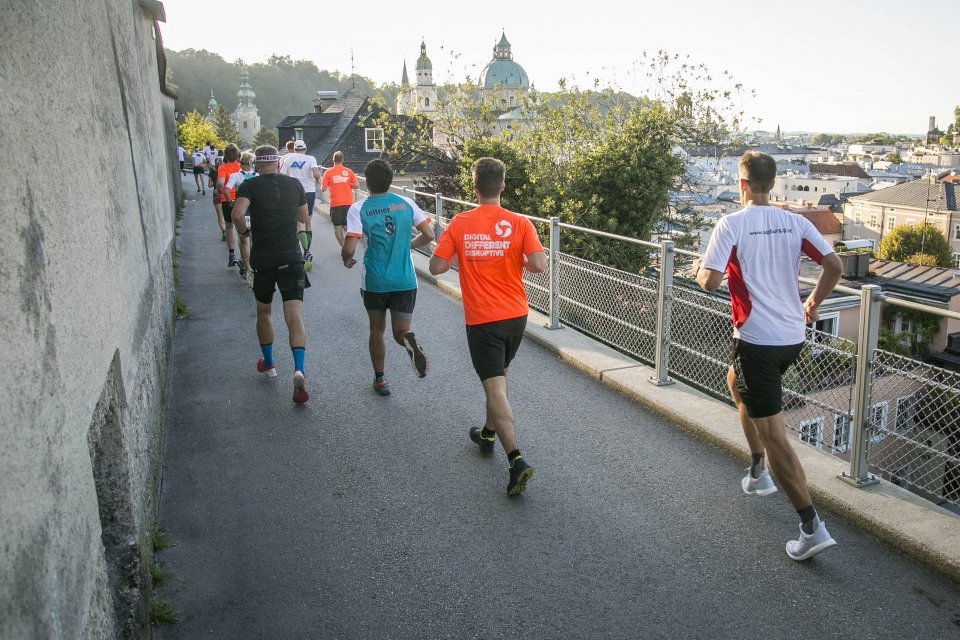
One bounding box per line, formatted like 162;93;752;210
350;48;355;89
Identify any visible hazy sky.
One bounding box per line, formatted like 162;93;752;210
161;0;958;134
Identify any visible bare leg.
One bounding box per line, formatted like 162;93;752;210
484;368;508;431
752;412;813;510
225;223;237;253
390;312;412;347
239;235;250;270
334;225;346;247
282;300;305;350
256;301;273;346
367;311;387;373
214;203;225;232
728;366;766;468
481;375;518;453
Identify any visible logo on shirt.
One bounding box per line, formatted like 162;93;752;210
290;161;307;170
495;220;513;238
384;215;396;237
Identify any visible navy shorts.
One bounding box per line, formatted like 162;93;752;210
466;315;527;381
361;288;417;314
305;192;316;216
731;339;803;419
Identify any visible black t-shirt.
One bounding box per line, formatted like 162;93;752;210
236;173;306;270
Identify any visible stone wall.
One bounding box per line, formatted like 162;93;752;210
0;1;179;637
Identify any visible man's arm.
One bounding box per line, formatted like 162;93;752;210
411;221;436;250
232;197;250;235
804;253;843;323
312;166;322;190
429;254;453;275
341;236;359;268
693;258;725;291
525;251;547;274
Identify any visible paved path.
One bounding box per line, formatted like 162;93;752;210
157;176;960;639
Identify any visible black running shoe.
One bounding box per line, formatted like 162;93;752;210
403;332;428;378
469;427;495;455
507;457;533;497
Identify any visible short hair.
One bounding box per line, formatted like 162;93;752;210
285;140;295;151
239;151;255;165
738;151;777;194
333;150;344;164
364;159;393;193
472;157;506;198
223;143;240;163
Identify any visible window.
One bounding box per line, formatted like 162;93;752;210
906;218;916;227
243;121;248;129
294;128;303;141
424;97;430;107
799;417;824;449
887;216;895;231
813;312;839;338
895;396;915;432
953;253;960;269
869;213;878;227
954;224;960;241
869;401;889;442
364;128;384;153
832;413;851;453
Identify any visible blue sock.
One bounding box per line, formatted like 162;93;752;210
292;347;305;373
260;343;274;367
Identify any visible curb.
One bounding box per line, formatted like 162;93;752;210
411;251;960;583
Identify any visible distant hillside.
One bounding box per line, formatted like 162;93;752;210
165;49;399;134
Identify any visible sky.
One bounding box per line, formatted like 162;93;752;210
160;0;958;135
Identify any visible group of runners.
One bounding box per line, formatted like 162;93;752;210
184;142;844;560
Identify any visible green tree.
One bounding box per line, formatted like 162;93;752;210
954;105;960;132
252;126;278;149
884;152;903;164
211;104;241;146
178;110;222;150
877;223;953;267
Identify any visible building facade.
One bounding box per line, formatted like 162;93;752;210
479;32;530;110
397;41;438;116
232;68;260;146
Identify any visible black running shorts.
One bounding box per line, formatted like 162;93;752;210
361;288;417;314
253;262;310;305
731;339;803;419
305;192;316;216
330;205;350;227
221;200;233;224
193;166;205;175
466;315;527;381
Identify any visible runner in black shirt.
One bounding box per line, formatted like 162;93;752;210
232;146;311;404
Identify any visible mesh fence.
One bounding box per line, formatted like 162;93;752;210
867;350;960;506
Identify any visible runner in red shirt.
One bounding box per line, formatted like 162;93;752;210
430;157;546;497
321;150;358;247
217;144;243;271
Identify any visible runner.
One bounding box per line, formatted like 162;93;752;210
429;157;546;496
177;144;185;176
203;142;218;168
281;140;320;271
231;145;311;404
321;150;358;247
217;144;243;270
693;150;843;560
341;159;435;396
191;147;207;195
210;157;232;251
225;151;258;287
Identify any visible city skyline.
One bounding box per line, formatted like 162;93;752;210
161;0;958;135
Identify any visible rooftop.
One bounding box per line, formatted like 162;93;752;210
849;177;958;211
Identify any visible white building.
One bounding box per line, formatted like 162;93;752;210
232;68;260;146
772;173;862;203
396;41;438;116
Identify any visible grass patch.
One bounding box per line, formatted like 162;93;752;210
150;524;172;551
174;296;190;319
150;598;178;625
150;562;173;587
172;258;181;287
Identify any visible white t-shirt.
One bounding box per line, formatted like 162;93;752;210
204;147;218;165
281;152;319;193
700;205;834;346
177;146;185;161
226;170;257;192
191;152;205;167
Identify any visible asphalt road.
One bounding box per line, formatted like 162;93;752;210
156;176;960;639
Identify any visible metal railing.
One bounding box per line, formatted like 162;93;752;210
323;169;960;509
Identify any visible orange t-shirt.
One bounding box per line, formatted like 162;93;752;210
218;162;242;200
321;165;358;207
433;205;544;325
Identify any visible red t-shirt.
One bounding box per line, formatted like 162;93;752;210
433;205;544;325
321;165;358;207
218;162;242;200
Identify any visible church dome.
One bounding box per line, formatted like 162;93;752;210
479;32;529;89
415;40;432;71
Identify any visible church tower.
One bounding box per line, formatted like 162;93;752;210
413;40;438;114
205;91;218;121
397;61;416;116
232;68;261;146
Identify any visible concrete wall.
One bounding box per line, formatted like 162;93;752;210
0;1;178;637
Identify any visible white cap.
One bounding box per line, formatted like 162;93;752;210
294;140;307;150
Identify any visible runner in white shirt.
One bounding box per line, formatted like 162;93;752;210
694;151;843;562
281;140;321;271
177;145;185;175
190;148;207;194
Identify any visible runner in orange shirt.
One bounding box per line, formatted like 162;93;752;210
217;143;243;272
321;150;358;247
429;157;547;497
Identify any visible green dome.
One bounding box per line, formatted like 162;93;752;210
416;40;431;71
207;92;218;109
479;32;529;89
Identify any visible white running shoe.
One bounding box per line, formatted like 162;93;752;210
741;468;778;496
785;521;837;561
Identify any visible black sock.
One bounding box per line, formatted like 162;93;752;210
507;449;522;464
375;372;385;381
798;506;818;534
750;453;764;479
480;427;495;439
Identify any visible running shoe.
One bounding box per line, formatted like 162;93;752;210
403;332;428;378
304;251;313;272
741;468;778;496
373;378;391;396
257;358;277;378
469;427;495;455
228;254;239;268
245;268;255;289
197;186;201;193
292;370;308;404
202;189;206;195
785;521;836;561
507;457;533;496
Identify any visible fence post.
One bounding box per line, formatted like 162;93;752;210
545;216;561;330
649;241;675;386
840;284;881;488
434;192;444;235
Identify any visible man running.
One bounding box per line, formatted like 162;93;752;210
225;151;258;287
281;140;320;271
341;159;434;396
231;145;311;404
429;157;546;497
203;141;218;168
177;144;185;176
217;143;243;270
693;150;843;560
321;150;358;247
191;147;207;194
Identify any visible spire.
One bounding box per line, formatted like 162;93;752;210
494;32;513;61
401;61;409;86
207;91;218;113
236;68;256;109
416;40;432;71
